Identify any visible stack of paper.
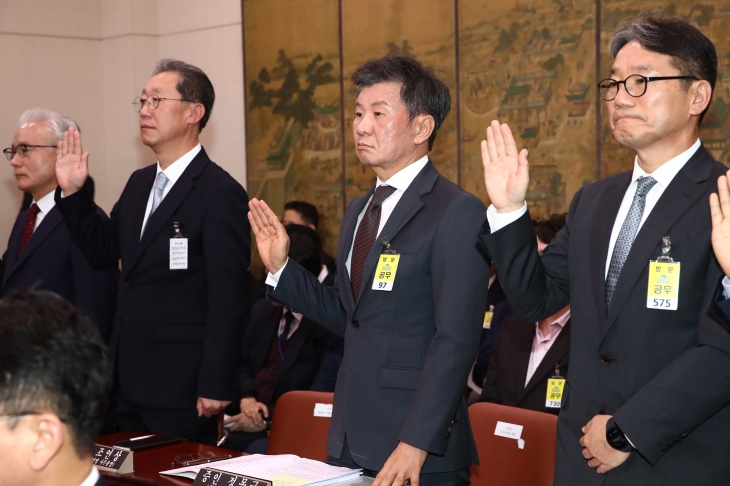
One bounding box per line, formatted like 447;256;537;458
160;454;362;486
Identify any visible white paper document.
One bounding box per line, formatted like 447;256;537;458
160;454;362;485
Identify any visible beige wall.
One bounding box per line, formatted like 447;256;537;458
0;0;246;252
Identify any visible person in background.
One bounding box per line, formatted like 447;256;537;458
1;108;116;342
282;200;336;274
0;290;113;486
225;224;335;453
479;214;569;415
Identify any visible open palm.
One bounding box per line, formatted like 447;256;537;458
481;120;530;213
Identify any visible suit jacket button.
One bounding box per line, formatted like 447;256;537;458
351;319;360;328
661;446;669;452
600;355;612;364
681;433;688;438
125;282;132;289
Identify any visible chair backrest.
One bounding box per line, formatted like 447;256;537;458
469;402;558;486
267;390;334;461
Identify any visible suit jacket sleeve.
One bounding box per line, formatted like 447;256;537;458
479;189;579;323
70;228;117;344
398;194;491;454
55;186;122;270
197;179;250;400
613;257;730;465
269;259;348;337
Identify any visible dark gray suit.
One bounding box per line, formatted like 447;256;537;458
269;161;491;473
480;146;730;485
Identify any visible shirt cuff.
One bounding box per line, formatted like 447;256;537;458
486;202;528;233
264;259;289;289
722;276;730;299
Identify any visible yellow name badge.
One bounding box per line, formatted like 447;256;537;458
483;311;494;329
646;261;680;310
545;378;565;409
372;254;400;291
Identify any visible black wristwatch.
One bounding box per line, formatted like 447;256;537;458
606;418;633;453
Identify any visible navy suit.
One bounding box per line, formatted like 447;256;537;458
480;146;730;485
1;205;116;342
269;161;491;474
56;147;250;442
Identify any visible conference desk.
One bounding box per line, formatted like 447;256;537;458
97;431;373;485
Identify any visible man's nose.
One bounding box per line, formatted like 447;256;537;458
612;83;635;107
355;115;373;135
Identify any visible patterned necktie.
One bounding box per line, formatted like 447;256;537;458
17;203;40;256
141;172;169;237
350;184;397;299
605;176;658;310
278;310;296;359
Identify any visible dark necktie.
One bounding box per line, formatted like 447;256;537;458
17;203;41;256
350;185;396;298
605;176;658;310
278;310;296;359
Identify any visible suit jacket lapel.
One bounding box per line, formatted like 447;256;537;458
7;206;63;279
125;167;156;266
604;147;714;334
252;305;281;372
521;320;571;399
590;174;631;327
508;320;536;402
353;161;437;305
128;149;210;274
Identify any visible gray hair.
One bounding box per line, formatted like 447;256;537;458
18;108;79;143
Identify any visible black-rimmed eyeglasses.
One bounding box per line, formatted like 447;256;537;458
598;74;700;101
132;95;192;112
3;144;57;161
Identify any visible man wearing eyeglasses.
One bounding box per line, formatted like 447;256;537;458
0;108;116;342
54;59;250;444
479;17;730;485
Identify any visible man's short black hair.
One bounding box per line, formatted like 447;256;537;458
0;291;112;457
286;225;323;277
284;201;320;229
154;58;216;131
351;56;451;151
609;16;717;123
533;213;567;245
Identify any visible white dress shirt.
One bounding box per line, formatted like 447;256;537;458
31;189;57;231
79;466;100;486
524;309;571;386
140;143;201;237
487;139;701;279
267;155;429;287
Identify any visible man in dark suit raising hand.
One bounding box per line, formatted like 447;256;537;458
249;56;490;486
54;59;250;444
479;16;730;486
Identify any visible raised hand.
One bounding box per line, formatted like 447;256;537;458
481;120;530;213
248;199;290;274
55;127;89;196
711;171;730;277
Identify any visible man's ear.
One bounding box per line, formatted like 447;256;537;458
689;80;712;118
28;414;64;472
187;103;206;126
412;114;435;147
